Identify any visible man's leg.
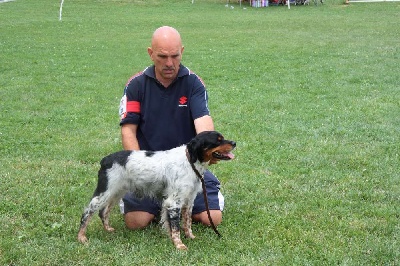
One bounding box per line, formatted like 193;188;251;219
192;171;224;226
124;211;155;229
192;210;222;226
121;193;160;229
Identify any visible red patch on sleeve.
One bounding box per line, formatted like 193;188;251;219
127;101;140;113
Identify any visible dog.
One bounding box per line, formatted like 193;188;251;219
77;131;235;250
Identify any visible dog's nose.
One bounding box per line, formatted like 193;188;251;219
230;141;236;148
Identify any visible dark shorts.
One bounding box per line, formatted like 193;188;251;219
122;170;223;216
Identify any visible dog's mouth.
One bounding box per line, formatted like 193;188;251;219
212;151;235;160
211;141;236;161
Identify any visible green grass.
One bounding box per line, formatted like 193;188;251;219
1;0;399;265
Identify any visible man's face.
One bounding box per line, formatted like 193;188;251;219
148;44;184;85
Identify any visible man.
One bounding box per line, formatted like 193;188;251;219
119;26;224;229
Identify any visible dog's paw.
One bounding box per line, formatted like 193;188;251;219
172;238;188;250
176;243;188;250
185;233;196;239
103;224;115;232
77;234;88;244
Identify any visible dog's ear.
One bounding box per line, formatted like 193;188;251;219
187;137;203;163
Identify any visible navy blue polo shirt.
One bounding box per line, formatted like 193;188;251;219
119;64;210;151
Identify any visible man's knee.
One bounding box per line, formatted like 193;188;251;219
124;211;155;230
192;210;222;226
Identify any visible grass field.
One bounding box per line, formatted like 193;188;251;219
1;0;399;265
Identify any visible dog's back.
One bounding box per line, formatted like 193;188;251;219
96;146;198;200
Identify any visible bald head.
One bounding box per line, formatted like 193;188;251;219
148;26;184;87
151;26;182;48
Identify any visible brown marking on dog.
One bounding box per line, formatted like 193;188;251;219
182;207;195;239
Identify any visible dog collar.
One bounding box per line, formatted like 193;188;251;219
185;149;204;181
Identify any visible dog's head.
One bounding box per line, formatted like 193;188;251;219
187;131;236;165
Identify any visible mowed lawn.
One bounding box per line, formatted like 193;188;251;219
0;0;399;265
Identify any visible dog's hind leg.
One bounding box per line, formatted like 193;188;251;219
99;206;114;232
77;195;105;243
98;195;122;232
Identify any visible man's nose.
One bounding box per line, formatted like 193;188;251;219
165;57;173;66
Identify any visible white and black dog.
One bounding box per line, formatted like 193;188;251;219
77;131;235;250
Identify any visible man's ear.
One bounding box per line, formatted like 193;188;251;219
181;46;185;56
147;47;154;61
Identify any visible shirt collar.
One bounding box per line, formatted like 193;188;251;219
144;64;189;81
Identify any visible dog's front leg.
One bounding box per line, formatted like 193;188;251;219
167;207;187;250
182;206;195;239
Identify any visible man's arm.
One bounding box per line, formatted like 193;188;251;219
121;124;140;150
194;115;214;134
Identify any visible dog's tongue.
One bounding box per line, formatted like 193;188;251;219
226;152;235;159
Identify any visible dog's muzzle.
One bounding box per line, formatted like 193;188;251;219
212;141;236;160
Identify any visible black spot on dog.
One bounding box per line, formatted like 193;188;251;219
94;150;132;196
145;151;155;157
101;150;132;168
168;207;181;232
